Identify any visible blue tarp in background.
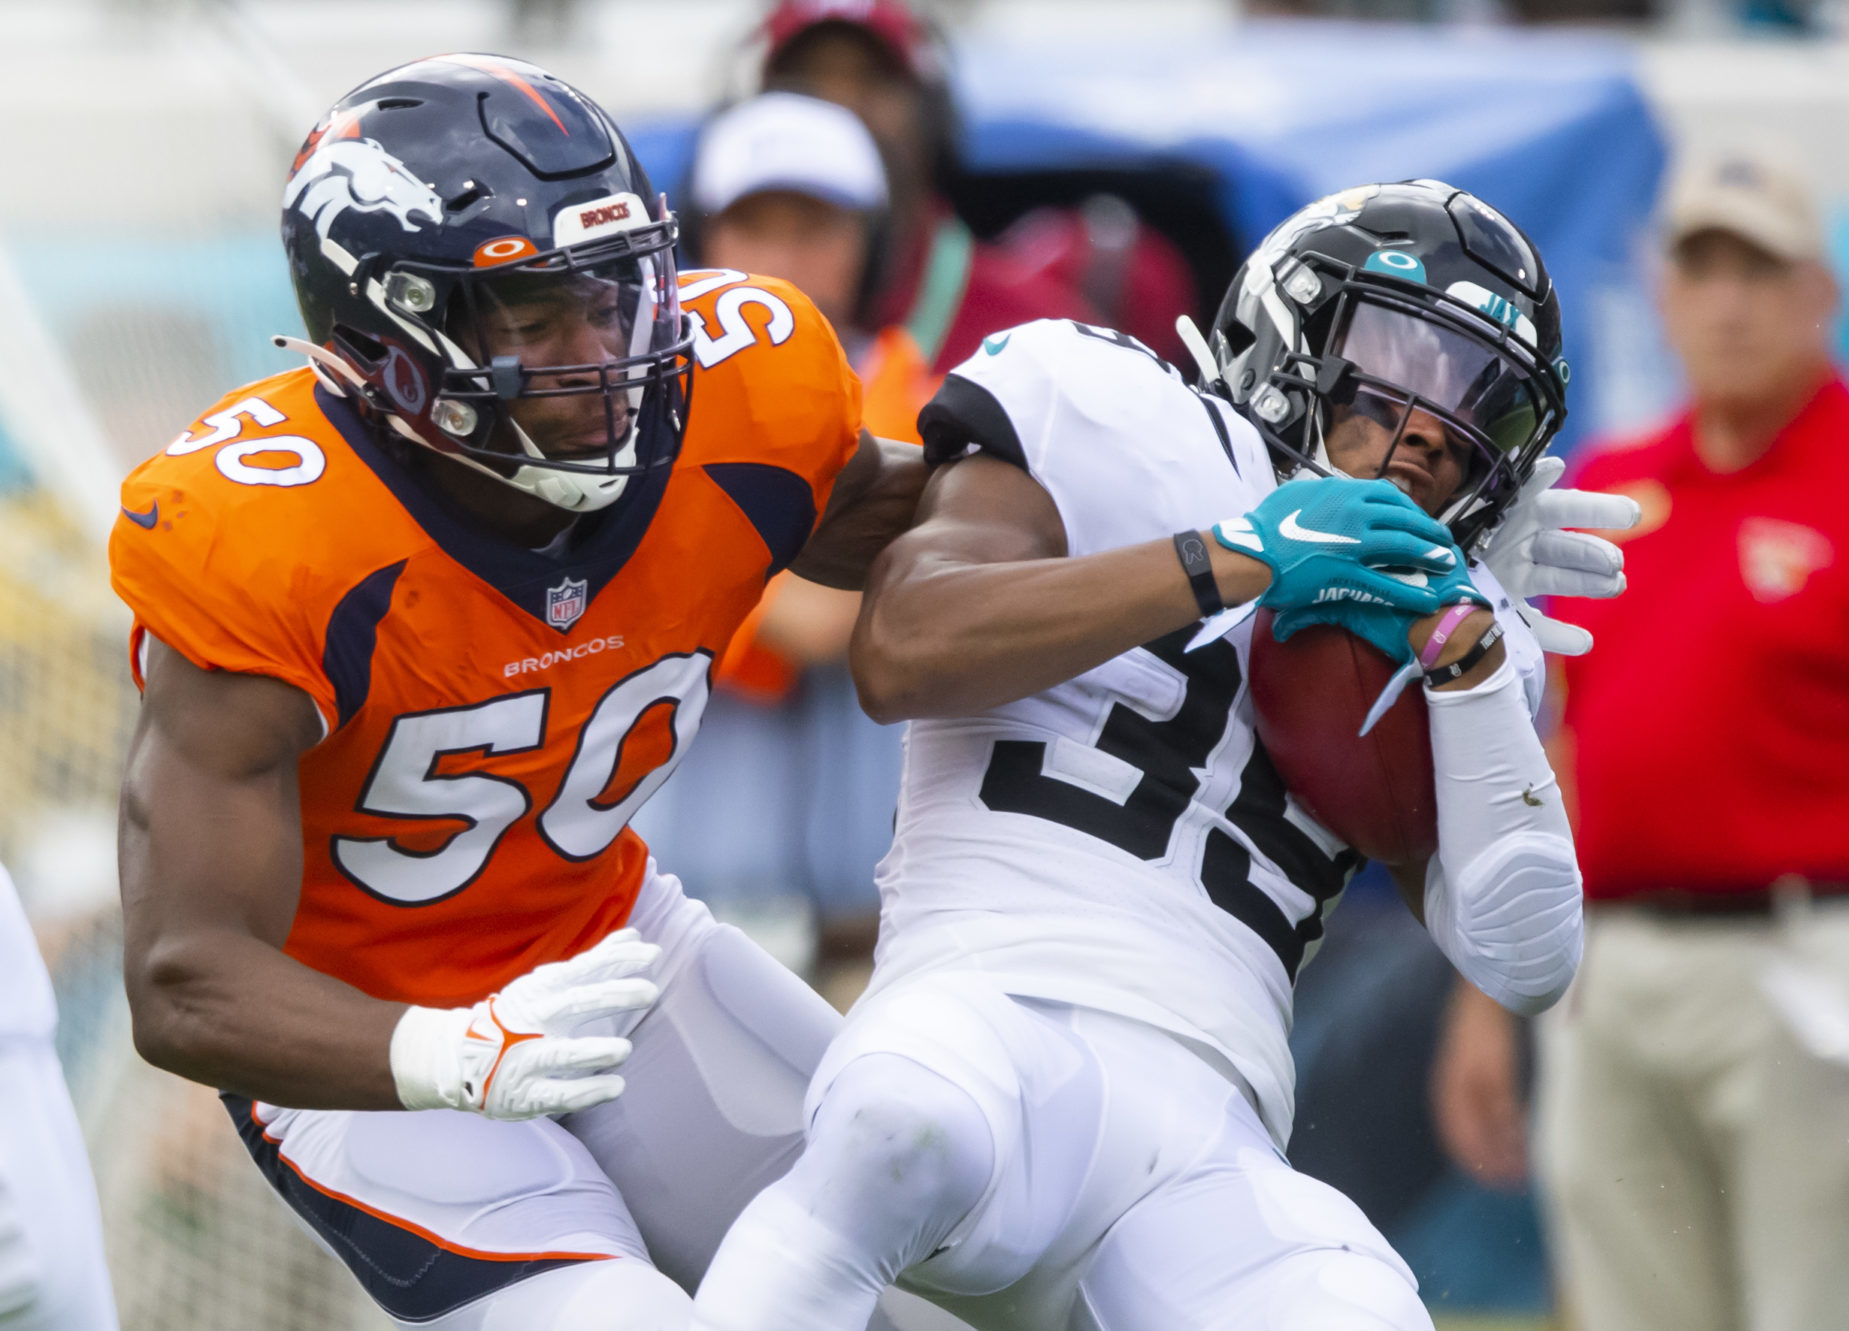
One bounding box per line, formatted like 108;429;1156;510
630;20;1673;457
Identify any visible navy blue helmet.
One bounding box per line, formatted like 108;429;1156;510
281;54;693;513
1205;180;1569;552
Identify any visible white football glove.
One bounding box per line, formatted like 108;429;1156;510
1479;457;1642;655
390;928;660;1120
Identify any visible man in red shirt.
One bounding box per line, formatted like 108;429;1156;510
1433;147;1849;1331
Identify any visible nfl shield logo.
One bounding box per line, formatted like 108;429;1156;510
546;576;588;631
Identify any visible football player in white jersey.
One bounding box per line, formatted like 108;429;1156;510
690;181;1639;1331
0;863;119;1331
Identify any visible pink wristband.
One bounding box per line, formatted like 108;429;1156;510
1418;602;1479;669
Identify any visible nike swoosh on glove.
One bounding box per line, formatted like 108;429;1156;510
390;928;661;1120
1214;475;1464;617
1478;456;1641;655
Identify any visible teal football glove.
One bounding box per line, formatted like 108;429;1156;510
1213;476;1464;618
1271;560;1491;666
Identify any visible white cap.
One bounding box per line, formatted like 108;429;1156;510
1664;146;1825;264
691;92;888;217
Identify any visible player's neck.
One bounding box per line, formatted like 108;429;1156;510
409;447;579;547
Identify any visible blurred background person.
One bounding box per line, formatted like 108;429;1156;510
0;860;118;1331
752;0;1101;373
635;91;915;1004
1432;145;1849;1331
753;0;1200;367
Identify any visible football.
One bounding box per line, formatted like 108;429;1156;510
1246;609;1437;866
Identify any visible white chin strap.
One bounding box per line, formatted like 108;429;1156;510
505;415;637;513
382;413;636;513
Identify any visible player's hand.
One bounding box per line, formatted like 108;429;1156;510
390;928;660;1121
1271;561;1489;667
1431;980;1530;1190
1479;457;1640;655
1215;476;1464;617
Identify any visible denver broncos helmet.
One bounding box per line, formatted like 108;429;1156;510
1199;180;1569;552
281;55;693;513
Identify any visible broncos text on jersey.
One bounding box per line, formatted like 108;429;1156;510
110;271;859;1007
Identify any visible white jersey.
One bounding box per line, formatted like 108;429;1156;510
0;863;57;1043
866;319;1543;1148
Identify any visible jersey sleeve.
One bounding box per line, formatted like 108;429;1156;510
678;271;864;573
917;319;1274;556
109;394;341;730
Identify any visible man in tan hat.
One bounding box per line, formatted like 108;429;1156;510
1431;145;1849;1331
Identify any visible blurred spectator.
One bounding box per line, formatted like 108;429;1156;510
689;91;932;445
992;193;1201;365
639;92;916;1004
0;861;118;1330
755;0;1102;375
690;92;888;344
1433;146;1849;1331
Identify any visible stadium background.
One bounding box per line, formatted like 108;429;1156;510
1;1;1844;1327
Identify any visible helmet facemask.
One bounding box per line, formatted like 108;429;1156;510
353;216;695;514
1221;257;1565;552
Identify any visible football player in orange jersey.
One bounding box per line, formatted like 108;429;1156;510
109;56;931;1330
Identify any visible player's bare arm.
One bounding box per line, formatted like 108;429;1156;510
122;637;660;1117
788;429;927;590
120;638;405;1107
854;445;1469;721
851;452;1272;721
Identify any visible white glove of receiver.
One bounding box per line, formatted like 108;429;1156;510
1479;457;1642;655
390;928;660;1120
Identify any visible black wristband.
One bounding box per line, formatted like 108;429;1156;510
1424;618;1505;686
1173;530;1224;618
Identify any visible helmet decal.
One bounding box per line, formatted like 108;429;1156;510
284;134;444;243
1304;184;1378;223
1363;249;1427;283
1444;280;1539;347
551;192;648;247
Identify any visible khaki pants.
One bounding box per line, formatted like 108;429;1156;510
1534;902;1849;1331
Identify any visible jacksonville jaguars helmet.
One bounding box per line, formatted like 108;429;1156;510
1199;180;1569;553
281;55;694;514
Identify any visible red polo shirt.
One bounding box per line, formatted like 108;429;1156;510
1559;374;1849;900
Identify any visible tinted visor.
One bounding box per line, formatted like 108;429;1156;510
1333;299;1542;457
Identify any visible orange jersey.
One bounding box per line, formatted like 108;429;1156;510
110;272;860;1007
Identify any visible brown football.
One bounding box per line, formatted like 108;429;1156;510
1246;608;1436;866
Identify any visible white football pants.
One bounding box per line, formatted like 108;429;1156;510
233;866;954;1331
692;973;1432;1331
0;1038;119;1331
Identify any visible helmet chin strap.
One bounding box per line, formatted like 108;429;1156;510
376;407;633;513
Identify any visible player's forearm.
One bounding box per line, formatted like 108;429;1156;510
852;534;1267;722
127;927;405;1108
791;437;928;591
1423;659;1583;1016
